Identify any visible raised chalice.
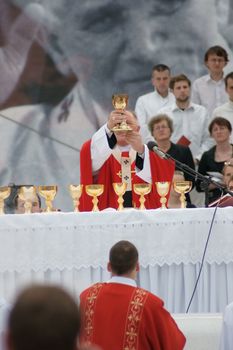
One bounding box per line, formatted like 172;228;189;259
18;186;37;214
173;181;192;208
133;183;152;210
111;94;132;132
85;184;104;212
155;182;170;209
38;185;57;212
69;184;83;212
113;182;127;210
0;186;11;215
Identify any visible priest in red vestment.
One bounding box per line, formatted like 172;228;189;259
79;109;174;211
80;240;186;350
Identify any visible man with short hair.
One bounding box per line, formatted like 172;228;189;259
135;64;175;142
192;45;229;115
80;240;186;350
5;285;99;350
212;72;233;142
159;74;212;162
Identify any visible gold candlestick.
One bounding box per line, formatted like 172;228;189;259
111;94;132;132
18;186;37;214
155;182;170;209
38;185;57;212
173;181;192;208
85;184;104;211
69;184;83;212
133;183;152;210
0;186;11;215
113;183;127;210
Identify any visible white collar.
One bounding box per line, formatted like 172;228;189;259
107;276;137;287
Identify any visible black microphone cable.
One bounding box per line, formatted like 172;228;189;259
0;111;80;153
185;192;223;313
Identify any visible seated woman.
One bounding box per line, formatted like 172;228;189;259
197;117;233;205
148;114;195;204
167;171;196;208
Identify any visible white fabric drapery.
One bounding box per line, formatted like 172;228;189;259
0;207;233;312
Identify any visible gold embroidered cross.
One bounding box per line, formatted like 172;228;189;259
116;170;136;178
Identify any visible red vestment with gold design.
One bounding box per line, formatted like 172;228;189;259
80;282;186;350
79;139;175;211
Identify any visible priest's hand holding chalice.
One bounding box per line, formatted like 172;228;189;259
108;94;132;133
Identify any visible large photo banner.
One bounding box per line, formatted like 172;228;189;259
0;0;233;210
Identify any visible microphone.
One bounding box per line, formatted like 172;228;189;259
147;141;169;160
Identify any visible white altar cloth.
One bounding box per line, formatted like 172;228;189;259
0;207;233;313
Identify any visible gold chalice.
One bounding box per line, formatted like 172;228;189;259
85;184;104;212
133;183;152;210
18;186;37;214
173;181;192;208
111;94;132;132
113;182;127;210
0;186;11;214
38;185;57;212
69;184;83;212
155;181;170;209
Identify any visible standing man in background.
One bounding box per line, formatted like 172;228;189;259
212;71;233;142
135;64;175;142
159;74;212;163
192;45;229;115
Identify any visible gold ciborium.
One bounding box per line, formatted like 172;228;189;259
69;184;83;212
0;186;11;214
173;181;192;208
113;182;127;210
133;183;152;210
18;186;37;214
155;182;170;209
38;185;57;212
85;184;104;212
111;94;132;132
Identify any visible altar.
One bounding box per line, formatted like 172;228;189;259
0;207;233;313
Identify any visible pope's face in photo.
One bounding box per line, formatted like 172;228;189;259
12;0;233;110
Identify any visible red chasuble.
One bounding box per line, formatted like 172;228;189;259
79;139;175;211
80;283;186;350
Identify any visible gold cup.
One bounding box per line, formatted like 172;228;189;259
173;181;192;208
0;186;11;214
38;185;57;212
18;186;37;214
113;182;127;210
85;184;104;212
111;94;132;132
133;183;152;210
69;184;83;212
155;181;170;209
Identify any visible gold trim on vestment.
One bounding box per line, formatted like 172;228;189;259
123;288;148;350
83;283;104;342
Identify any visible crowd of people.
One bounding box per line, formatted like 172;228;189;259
1;3;233;349
3;44;233;212
78;45;233;211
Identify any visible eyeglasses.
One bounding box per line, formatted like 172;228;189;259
224;161;233;166
153;125;169;131
208;58;226;63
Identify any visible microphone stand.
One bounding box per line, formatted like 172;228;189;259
152;147;233;204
